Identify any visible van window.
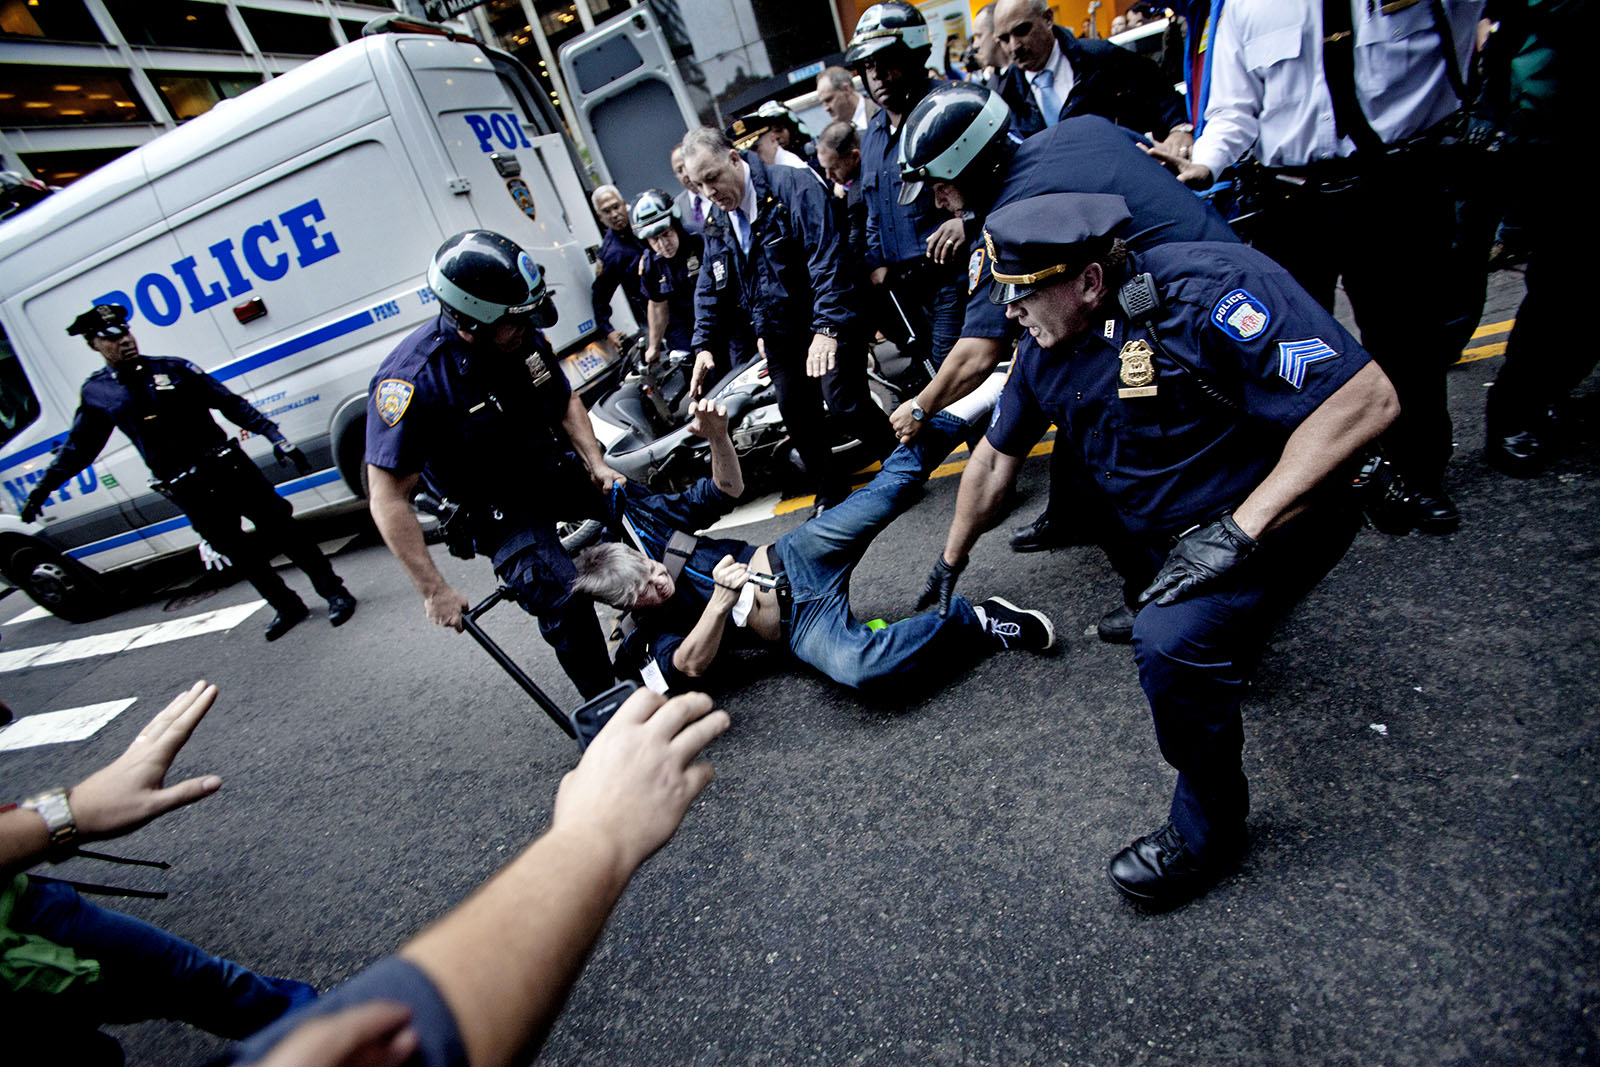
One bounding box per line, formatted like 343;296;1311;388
0;325;43;449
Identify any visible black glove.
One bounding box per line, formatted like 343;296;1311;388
19;487;48;525
273;441;312;475
1138;513;1257;607
916;554;966;617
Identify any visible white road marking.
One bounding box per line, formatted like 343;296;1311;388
0;600;266;674
0;698;137;751
3;604;53;625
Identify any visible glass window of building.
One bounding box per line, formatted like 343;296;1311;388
22;146;131;186
101;0;241;50
0;0;103;42
0;67;150;127
238;8;338;55
150;71;263;123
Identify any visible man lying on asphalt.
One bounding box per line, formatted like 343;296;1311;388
572;382;1053;695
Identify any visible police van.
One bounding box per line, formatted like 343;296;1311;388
0;21;635;621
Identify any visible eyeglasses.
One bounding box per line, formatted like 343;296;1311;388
996;20;1034;43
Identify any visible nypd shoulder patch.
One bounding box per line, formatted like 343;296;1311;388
968;246;986;295
1276;338;1339;390
1211;288;1271;342
376;378;415;426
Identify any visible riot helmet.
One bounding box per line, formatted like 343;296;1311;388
897;83;1013;207
427;229;557;334
844;2;932;67
629;188;680;240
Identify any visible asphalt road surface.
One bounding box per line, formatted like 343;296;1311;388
3;265;1596;1066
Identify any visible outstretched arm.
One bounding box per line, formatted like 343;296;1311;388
2;681;223;878
396;689;728;1066
561;393;625;493
687;398;744;498
891;337;1007;443
367;464;469;632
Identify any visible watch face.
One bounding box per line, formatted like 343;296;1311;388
912;405;926;421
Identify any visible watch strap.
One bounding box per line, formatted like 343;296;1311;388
22;787;77;850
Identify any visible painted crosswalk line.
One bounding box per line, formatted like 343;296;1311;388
0;600;265;675
0;698;138;752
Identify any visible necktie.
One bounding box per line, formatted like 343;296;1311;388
731;208;751;254
1034;68;1060;128
1321;0;1383;153
693;197;704;225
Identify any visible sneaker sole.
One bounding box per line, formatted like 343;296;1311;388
985;596;1054;650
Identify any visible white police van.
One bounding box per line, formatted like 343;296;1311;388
0;21;635;621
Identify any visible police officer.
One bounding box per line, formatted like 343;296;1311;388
892;83;1239;639
923;193;1398;906
680;126;895;513
20;303;355;640
845;2;969;383
590;184;649;353
365;231;623;699
1150;0;1485;532
630;189;702;364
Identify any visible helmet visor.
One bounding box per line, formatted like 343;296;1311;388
897;176;924;207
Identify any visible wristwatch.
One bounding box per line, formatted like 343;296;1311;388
21;787;77;850
910;403;926;422
814;325;839;339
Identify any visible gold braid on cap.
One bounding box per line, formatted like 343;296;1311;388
983;230;1074;286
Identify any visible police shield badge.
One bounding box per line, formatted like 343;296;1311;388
1118;339;1158;398
1211;288;1271;342
506;178;537;221
376;378;414;426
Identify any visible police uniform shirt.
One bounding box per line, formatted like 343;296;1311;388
986;241;1371;536
1191;0;1484;176
859;88;953;270
961;116;1240;342
636;231;704;353
604;476;761;694
365;317;574;564
46;356;280;484
591;227;650;336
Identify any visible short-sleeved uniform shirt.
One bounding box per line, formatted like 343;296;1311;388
987;241;1371;537
604;477;761;694
365;317;578;565
636;231;704;354
962;116;1241;341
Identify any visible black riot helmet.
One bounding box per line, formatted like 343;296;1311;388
844;1;932;67
897;83;1014;207
427;229;557;333
629;188;680;240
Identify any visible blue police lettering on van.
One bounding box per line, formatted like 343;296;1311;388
5;467;97;510
92;199;341;328
463;112;533;154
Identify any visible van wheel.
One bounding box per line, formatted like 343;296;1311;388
3;544;109;623
559;519;604;554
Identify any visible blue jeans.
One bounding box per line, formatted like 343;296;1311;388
775;413;988;690
8;876;316;1040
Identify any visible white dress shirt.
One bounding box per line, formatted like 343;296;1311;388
851;93;871;131
1192;0;1483;175
1026;38;1076;123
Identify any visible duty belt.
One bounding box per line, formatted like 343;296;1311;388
149;438;246;496
1263;113;1461;192
762;543;795;641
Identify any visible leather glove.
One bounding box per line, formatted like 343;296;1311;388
916;554;966;618
274;441;312;475
19;487;48;524
1138;513;1257;607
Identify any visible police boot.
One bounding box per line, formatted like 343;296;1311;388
326;586;358;627
1106;823;1242;910
264;599;310;641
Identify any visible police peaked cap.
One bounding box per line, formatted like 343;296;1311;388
983;193;1132;304
67;302;130;336
726;114;776;151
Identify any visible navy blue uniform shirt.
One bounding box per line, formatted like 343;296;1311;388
859;84;952;270
365;317;577;564
987;242;1370;536
591;227;649;336
692;153;858;353
605;476;759;694
37;356;281;488
637;231;704;354
962;116;1240;340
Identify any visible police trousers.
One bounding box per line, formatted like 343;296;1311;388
763;334;896;502
1128;504;1361;858
165;461;343;613
496;527;615;701
1250;151;1460;489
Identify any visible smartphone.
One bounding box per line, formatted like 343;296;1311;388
569;680;640;749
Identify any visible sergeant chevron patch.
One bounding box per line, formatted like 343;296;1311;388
1276;338;1339;389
